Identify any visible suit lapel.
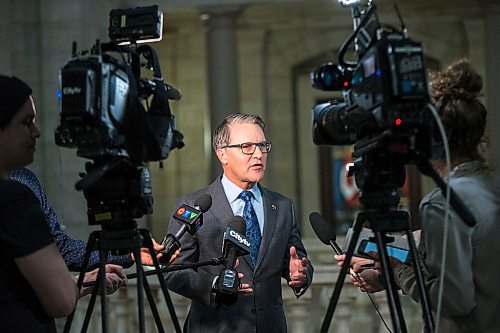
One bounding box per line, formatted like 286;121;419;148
207;178;234;229
254;186;277;271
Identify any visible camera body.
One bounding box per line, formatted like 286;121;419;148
56;48;131;158
350;31;428;127
311;27;431;147
310;3;440;198
55;5;183;163
55;5;184;228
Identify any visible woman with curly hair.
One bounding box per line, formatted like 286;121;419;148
337;59;500;333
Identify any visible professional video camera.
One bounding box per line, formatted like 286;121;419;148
310;0;440;196
55;5;184;229
310;3;440;331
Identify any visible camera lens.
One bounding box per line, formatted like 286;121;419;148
312;101;355;145
310;63;345;91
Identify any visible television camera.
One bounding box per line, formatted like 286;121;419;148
55;5;184;229
310;1;441;199
58;6;188;333
309;2;440;332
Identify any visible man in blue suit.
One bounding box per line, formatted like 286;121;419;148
165;113;313;332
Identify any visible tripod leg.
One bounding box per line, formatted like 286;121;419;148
99;245;109;333
373;230;407;333
133;246;146;333
405;227;434;332
81;267;104;333
63;231;99;333
142;272;166;333
140;229;182;333
320;213;366;333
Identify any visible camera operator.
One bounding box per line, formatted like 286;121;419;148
335;59;500;333
0;75;127;332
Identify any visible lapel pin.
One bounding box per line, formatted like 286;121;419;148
271;204;277;210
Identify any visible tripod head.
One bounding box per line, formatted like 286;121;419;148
348;130;412;219
76;157;152;231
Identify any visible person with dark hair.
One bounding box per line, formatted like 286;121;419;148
335;59;500;332
0;75;127;332
164;113;313;332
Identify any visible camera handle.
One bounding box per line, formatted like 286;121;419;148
63;228;183;333
320;209;434;333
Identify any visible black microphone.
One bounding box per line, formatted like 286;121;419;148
310;212;375;273
215;216;250;306
309;212;343;255
159;194;212;264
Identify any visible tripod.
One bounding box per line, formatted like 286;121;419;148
63;226;182;333
321;190;434;333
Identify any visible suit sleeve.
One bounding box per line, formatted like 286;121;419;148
163;197;215;306
282;201;314;297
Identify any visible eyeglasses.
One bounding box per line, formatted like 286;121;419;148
221;141;272;155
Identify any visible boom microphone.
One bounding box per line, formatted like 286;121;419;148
159;193;212;264
215;216;250;306
309;212;343;255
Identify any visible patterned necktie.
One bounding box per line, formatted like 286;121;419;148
238;190;261;265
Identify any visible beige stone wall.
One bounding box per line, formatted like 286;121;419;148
2;1;500;332
1;0;499;247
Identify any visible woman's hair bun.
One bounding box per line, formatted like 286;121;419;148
430;58;482;101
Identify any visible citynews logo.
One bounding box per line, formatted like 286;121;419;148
229;229;250;248
62;87;82;95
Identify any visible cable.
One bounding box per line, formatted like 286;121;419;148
427;102;452;333
351;270;393;333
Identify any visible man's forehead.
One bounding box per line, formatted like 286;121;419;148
228;123;263;135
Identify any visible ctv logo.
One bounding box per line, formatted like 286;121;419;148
176;207;199;221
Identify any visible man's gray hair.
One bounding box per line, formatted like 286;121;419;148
212;113;266;150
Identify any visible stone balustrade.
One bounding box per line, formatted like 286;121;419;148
60;263;424;332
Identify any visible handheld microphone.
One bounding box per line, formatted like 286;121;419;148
159;194;212;264
310;212;375;272
215;216;249;306
309;212;343;255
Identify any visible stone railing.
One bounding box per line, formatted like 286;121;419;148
59;240;426;332
60;264;424;333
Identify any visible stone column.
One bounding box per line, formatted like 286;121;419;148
199;5;242;180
